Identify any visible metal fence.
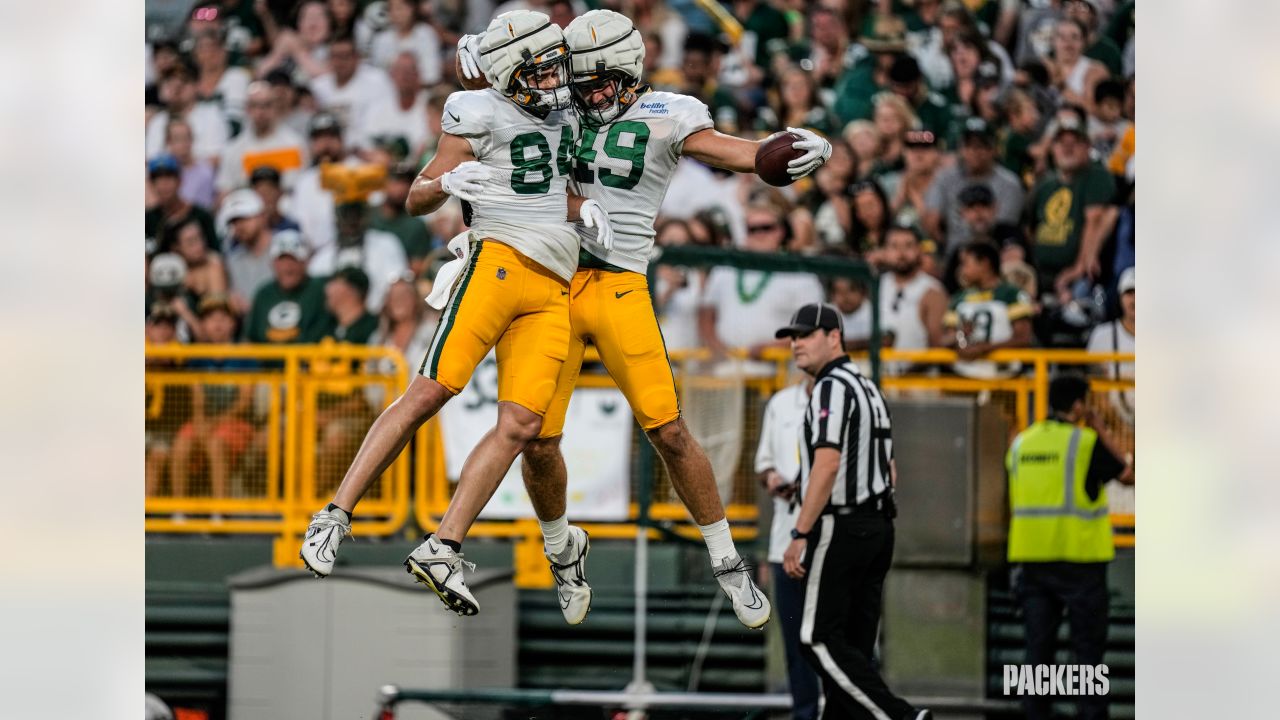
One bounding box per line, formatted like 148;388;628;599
145;343;1136;574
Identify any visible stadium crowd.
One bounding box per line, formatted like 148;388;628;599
144;0;1135;436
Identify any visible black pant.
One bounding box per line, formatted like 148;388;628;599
1017;562;1110;720
799;513;915;720
772;562;821;720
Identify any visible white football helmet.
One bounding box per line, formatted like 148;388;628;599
564;9;646;126
479;10;572;116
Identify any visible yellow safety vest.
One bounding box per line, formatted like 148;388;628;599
1006;420;1114;563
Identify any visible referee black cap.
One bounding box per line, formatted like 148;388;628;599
776;302;844;339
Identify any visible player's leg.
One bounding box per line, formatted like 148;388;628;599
521;271;592;623
592;270;770;627
303;239;510;577
406;248;571;614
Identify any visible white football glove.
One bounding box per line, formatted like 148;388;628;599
456;34;482;81
580;199;615;251
786;126;833;179
438;161;492;203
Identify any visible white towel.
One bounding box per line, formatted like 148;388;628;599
426;231;475;310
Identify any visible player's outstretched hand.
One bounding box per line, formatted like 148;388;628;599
439;161;492;203
580;198;615;251
456;34;482;80
785;127;832;179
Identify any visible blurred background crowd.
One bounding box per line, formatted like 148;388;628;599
143;0;1135;381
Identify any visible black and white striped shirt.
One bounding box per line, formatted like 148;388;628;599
800;357;895;508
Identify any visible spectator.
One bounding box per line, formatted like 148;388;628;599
1049;18;1109;114
327;0;375;55
879;224;947;364
144;304;190;500
870;92;917;176
753;375;821;720
698;204;824;363
652;219;707;352
369;272;440;377
831;31;906;125
171;216;229;303
357;52;431;165
999;89;1043;187
146;154;219;251
886;54;953;142
170;295;256;505
884;129;941;231
310;34;395;138
736;0;789;70
923;116;1025;254
761;66;838;136
1063;0;1124;78
1087;79;1130;159
943;183;1030;292
249;166;301;232
369;0;442;85
192;32;252;127
222;190;275;315
309;196;409;313
146;58;229;164
147;252;202;342
265;68;312;138
217;81;309;194
943;242;1035;379
291;111;354;257
244;231;333;344
643;33;683;91
323;266;379;343
828;275;872;350
164;118;217;210
806;6;849;89
842;120;883;181
1027;107;1117;303
373;164;434;277
255;0;332;81
848;179;893;263
1015;0;1064;67
1085;267;1135;426
806;140;855;252
679;34;736;124
944;29;999;122
914;1;1016;91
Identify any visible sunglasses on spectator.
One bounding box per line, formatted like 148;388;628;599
747;223;781;234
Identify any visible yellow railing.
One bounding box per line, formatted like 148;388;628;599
146;344;1135;573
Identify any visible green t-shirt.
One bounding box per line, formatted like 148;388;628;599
914;91;955;145
373;213;434;260
1028;162;1117;277
744;2;790;69
998;128;1036;188
244;275;333;344
327;312;379;345
832;54;881;125
1086;37;1124;78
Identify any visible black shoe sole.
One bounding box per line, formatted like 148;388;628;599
405;558;479;616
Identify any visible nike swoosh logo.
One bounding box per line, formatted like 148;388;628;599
615;290;634;299
448;111;460;123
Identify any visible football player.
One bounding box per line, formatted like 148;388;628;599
301;10;615;618
460;9;831;629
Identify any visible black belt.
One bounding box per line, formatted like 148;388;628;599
824;495;895;518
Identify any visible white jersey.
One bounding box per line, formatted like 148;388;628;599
571;91;713;273
442;89;580;282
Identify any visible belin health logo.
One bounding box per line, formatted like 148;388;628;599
1003;664;1110;697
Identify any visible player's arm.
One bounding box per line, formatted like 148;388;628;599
566;192;615;250
406;133;481;216
680;129;760;173
782;446;840;578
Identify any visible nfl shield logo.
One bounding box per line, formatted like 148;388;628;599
497;267;507;280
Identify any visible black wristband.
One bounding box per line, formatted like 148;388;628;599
790;528;809;540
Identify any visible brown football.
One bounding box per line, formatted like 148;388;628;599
754;131;805;187
456;54;491;91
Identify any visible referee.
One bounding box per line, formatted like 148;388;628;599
777;303;930;720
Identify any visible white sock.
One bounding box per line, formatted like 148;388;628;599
539;514;570;556
698;518;736;564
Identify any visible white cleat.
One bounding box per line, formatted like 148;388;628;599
713;554;772;629
299;508;352;577
547;526;592;625
404;535;479;616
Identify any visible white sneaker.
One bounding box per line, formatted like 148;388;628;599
546;526;592;625
404;535;479;616
299;508;352;577
712;554;771;629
